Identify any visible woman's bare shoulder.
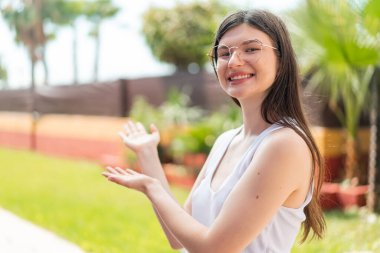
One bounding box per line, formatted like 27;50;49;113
264;126;310;154
251;126;312;180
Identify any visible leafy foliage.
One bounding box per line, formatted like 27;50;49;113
128;89;241;163
0;59;7;85
142;0;231;71
1;1;46;60
129;88;205;130
169;105;241;160
0;0;119;85
80;0;119;40
363;0;380;37
288;0;380;181
45;1;85;26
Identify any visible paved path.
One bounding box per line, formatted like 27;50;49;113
0;208;85;253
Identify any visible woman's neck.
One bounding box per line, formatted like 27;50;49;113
239;98;271;137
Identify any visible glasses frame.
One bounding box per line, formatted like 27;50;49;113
209;39;277;64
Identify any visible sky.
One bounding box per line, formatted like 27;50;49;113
0;0;301;89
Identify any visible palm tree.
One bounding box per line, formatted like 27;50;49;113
288;0;380;184
0;0;64;86
82;0;119;82
1;0;48;150
1;0;46;89
47;0;86;84
362;0;380;212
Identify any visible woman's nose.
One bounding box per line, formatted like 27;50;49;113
227;50;244;68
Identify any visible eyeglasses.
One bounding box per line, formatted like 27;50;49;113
209;39;277;64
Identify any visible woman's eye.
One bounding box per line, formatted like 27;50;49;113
245;47;259;53
218;51;230;57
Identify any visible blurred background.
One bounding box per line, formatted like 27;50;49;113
0;0;301;88
0;0;379;253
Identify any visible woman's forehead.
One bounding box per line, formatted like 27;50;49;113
219;23;272;45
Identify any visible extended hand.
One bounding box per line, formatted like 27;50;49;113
119;120;160;153
102;166;156;194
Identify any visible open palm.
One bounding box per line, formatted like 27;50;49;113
102;166;154;193
119;120;160;153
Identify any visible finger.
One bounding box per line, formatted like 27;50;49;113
106;166;121;175
114;167;128;175
127;120;138;133
126;168;138;175
107;175;129;186
101;171;112;178
123;123;131;136
151;123;159;132
136;122;147;134
150;123;160;139
118;132;135;148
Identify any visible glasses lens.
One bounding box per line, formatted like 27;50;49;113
242;41;261;54
215;40;263;62
241;40;262;62
216;45;230;59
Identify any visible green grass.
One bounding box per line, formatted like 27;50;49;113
0;147;379;253
0;148;188;253
292;210;380;253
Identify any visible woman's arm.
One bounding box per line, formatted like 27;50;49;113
103;128;312;253
118;120;209;249
118;121;185;248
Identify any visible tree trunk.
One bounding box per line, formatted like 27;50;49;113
41;45;49;85
344;134;360;183
30;53;37;151
30;51;36;92
367;67;380;213
72;23;78;85
374;67;380;212
93;24;100;83
376;99;380;213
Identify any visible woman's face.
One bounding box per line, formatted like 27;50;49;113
216;23;279;104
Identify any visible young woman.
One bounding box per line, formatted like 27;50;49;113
102;9;326;253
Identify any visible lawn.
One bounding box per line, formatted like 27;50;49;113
292;210;380;253
0;148;188;253
0;148;379;253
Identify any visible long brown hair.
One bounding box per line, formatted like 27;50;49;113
211;10;326;242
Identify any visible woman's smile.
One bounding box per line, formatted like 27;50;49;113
228;72;255;81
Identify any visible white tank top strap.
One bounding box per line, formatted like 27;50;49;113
203;126;243;177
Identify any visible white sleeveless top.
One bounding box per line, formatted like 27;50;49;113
190;124;312;253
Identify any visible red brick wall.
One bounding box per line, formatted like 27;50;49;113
0;112;127;167
0;112;370;181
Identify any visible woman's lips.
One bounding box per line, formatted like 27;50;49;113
228;73;255;84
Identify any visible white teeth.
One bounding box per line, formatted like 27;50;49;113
229;74;253;81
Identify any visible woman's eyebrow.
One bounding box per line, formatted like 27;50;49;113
218;39;262;47
241;39;261;45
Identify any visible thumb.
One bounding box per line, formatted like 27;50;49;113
150;123;160;138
